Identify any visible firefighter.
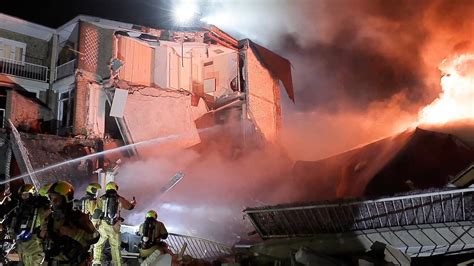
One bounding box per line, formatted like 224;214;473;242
74;183;101;217
6;184;50;266
92;181;136;266
39;181;99;265
138;210;169;259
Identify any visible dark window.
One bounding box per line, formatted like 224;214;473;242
57;88;75;134
0;109;4;128
0;89;6;128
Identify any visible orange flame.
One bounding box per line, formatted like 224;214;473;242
418;53;474;125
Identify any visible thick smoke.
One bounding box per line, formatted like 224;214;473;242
108;0;474;243
10;0;471;244
115;146;294;244
202;0;474;159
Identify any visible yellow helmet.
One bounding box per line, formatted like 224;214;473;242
146;210;157;219
38;184;53;197
86;183;102;195
105;181;118;192
48;181;75;203
18;184;36;196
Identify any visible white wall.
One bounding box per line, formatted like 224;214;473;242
86;83;106;137
210;51;238;98
154;45;169;88
122;87;208;155
154;42;237;97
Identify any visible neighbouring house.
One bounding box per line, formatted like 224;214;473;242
0;13;294;187
0;76;53;132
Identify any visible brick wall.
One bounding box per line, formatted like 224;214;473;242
8;90;52;132
73;74;89;135
77;22;114;78
245;45;282;144
74;21;114;136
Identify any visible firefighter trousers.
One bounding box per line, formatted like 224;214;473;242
17;235;45;266
139;246;159;259
92;222;122;265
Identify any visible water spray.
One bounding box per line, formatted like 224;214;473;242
1;126;219;186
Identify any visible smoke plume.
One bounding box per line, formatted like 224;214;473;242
202;0;474;159
111;0;474;243
115;146;294;244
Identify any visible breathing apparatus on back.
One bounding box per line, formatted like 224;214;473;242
12;184;38;242
102;182;120;225
140;210;158;249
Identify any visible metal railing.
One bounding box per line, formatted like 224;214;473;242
55;59;76;80
0;57;49;82
166;233;233;260
244;188;474;239
120;226;233;261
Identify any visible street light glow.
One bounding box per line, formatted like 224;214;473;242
172;0;199;25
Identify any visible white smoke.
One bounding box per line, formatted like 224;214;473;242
114;147;293;244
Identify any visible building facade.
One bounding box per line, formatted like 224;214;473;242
0;13;294;171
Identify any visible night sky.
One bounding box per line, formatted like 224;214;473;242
1;0;173;28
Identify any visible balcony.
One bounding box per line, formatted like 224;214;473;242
0;57;49;82
55;59;76;81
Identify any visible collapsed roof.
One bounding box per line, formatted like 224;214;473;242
293;127;474;201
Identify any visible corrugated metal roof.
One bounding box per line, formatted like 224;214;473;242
244;188;474;239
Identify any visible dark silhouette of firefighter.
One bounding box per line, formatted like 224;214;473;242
138;210;169;259
92;181;135;266
39;181;99;265
5;184;50;265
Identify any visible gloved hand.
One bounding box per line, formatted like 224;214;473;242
130;196;137;206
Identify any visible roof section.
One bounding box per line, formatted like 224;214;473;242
244;187;474;257
0;13;55;41
244;187;473;238
247;40;294;102
11;131;98;188
0;75;51;109
292;127;474;200
56;14;135;32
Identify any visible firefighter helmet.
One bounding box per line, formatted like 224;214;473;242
86;183;102;195
146;210;157;219
48;181;75;203
105;181;119;192
38;184;53;197
18;184;36;195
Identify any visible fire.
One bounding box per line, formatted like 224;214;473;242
418;53;474;125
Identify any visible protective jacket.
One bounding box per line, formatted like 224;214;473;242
91;191;134;266
138;218;168;258
7;197;50;266
42;209;99;265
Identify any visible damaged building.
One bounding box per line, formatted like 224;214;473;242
0;13;294;188
62;15;293;155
